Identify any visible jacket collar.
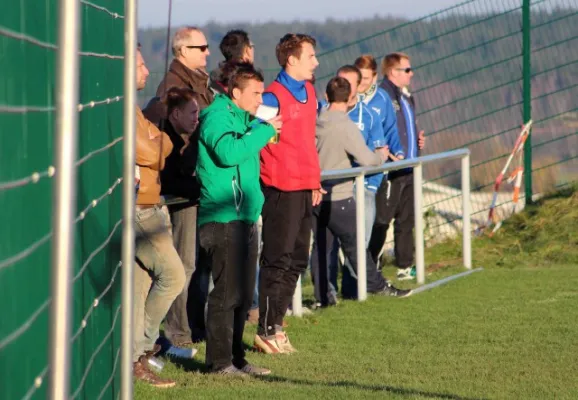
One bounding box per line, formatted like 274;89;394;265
169;59;209;92
381;77;402;98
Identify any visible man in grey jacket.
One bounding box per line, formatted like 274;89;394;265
311;77;412;306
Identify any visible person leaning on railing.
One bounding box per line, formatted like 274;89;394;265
142;87;201;349
132;45;185;389
368;52;426;281
311;76;412;306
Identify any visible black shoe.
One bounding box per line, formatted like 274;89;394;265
377;283;413;298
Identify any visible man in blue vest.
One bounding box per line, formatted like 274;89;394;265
368;52;426;281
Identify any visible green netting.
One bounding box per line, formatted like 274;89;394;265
0;1;125;399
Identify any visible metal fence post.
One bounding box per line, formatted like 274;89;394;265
523;0;533;204
413;164;425;284
48;0;80;398
355;174;367;301
121;0;137;398
292;276;303;317
461;154;472;269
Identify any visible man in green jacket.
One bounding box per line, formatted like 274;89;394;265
196;63;282;376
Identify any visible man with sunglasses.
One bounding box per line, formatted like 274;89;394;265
368;52;426;281
157;26;214;109
154;26;215;345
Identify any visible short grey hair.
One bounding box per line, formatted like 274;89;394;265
172;26;202;56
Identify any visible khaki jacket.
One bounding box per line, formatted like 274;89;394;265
136;107;173;205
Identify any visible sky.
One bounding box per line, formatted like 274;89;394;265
137;0;465;28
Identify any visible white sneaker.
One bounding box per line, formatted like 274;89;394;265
397;266;416;281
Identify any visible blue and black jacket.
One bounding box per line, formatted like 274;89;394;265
380;78;419;175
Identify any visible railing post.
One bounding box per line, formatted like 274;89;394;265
355;174;367;301
292;276;303;317
413;164;425;284
121;0;137;399
49;0;80;398
461;154;472;269
523;0;533;204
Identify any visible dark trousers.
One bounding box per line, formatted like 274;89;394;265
258;187;312;337
368;172;415;267
163;204;197;344
199;221;258;371
311;198;387;305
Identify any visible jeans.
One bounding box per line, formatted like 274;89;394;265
328;189;377;294
199;221;258;371
311;198;386;304
133;206;186;362
258;187;313;337
163;204;198;345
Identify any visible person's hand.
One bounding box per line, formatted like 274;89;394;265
418;130;426;149
312;188;327;206
376;145;389;161
267;115;283;134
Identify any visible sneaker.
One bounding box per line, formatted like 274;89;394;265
253;334;284;354
212;365;249;377
237;363;271;376
134;356;176;388
397;266;416;281
377;282;413;298
275;331;297;354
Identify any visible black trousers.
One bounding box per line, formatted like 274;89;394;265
311;198;387;305
199;221;258;371
368;172;415;267
258;187;312;337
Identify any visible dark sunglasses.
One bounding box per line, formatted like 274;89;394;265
185;44;209;52
395;67;413;74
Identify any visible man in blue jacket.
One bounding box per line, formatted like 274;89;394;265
368;52;426;281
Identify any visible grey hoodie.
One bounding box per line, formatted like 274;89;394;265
316;108;385;201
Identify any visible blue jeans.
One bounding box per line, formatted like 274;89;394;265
329;189;377;295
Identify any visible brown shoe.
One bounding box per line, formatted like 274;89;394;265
134;356;175;388
144;344;162;359
247;308;259;325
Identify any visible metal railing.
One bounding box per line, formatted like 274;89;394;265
291;148;472;316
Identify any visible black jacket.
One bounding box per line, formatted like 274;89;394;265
380;78;420;176
142;97;200;205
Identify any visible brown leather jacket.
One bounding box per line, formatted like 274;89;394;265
156;59;214;110
136;106;173;205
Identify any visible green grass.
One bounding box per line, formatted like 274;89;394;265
135;187;578;399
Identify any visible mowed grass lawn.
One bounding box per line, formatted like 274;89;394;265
136;188;578;399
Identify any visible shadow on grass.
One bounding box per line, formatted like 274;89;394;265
257;375;488;400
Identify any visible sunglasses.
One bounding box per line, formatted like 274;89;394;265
395;67;413;74
185;44;209;52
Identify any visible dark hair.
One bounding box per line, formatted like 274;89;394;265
164;87;198;115
275;33;316;67
354;54;378;74
337;65;362;85
219;30;251;62
221;62;264;95
326;77;351;103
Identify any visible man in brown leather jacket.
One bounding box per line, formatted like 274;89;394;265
156;26;214;108
152;26;215;344
133;46;185;388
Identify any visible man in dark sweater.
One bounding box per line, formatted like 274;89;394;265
311;77;412;306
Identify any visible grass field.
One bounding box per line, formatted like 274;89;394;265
135;187;578;399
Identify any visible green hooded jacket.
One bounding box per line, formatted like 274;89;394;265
196;93;275;226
